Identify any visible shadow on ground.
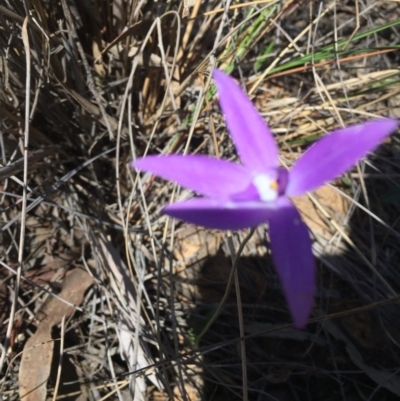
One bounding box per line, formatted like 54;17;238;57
174;146;400;401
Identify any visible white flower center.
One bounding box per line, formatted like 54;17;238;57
253;174;278;202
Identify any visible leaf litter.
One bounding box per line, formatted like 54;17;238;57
1;1;400;400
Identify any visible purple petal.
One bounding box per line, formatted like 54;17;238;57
267;198;315;329
213;69;279;173
163;198;274;230
133;155;254;199
286;118;399;197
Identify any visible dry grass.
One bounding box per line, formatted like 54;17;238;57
1;0;400;400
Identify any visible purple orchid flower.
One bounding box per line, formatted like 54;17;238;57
131;69;398;329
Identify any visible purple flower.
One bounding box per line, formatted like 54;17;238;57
131;69;398;329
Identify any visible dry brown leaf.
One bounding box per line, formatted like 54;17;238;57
173;226;220;270
19;268;93;401
293;185;349;239
173;383;200;401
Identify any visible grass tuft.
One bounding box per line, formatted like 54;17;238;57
1;1;400;400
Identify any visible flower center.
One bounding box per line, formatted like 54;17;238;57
253;174;278;202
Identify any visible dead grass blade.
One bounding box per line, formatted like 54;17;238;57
93;231;164;399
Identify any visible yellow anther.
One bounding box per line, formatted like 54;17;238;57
270;180;278;190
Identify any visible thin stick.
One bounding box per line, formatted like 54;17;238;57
227;234;248;401
52;317;65;401
0;16;30;374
